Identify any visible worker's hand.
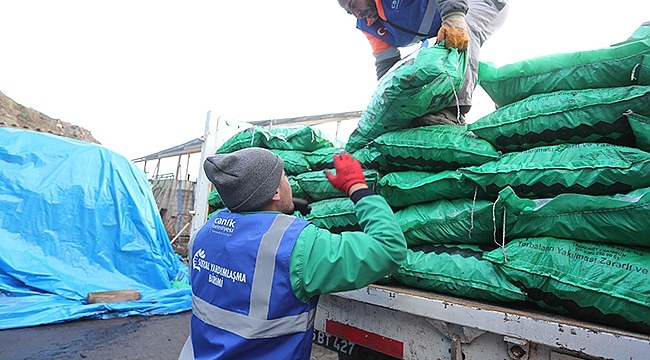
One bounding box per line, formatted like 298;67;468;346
292;198;311;216
325;152;367;196
437;12;469;51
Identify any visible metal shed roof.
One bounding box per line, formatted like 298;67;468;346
131;110;362;163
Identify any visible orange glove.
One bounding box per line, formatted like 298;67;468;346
325;152;367;195
437;12;469;51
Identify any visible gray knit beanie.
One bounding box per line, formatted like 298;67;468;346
203;147;284;212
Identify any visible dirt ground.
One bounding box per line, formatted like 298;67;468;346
0;311;338;360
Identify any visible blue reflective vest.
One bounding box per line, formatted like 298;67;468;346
357;0;442;48
189;210;317;360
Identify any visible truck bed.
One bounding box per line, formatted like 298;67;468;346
314;283;650;360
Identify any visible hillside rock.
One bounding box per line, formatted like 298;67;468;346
0;91;100;144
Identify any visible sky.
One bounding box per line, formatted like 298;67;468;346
1;1;649;178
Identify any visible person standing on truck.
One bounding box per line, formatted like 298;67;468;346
178;147;407;360
337;0;509;125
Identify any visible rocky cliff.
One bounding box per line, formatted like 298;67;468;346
0;91;100;144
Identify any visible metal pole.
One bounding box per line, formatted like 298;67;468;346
175;155;182;180
170;222;192;245
189;111;219;252
185;154;191;181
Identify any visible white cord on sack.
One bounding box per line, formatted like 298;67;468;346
491;194;508;263
468;187;478;239
443;69;462;124
501;206;507;263
631;63;640;82
491;196;497;246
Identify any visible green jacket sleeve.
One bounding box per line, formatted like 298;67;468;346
289;194;407;302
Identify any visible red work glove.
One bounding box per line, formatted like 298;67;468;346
437;12;469;51
325;152;367;195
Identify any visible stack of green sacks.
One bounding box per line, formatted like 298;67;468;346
207;125;340;217
209;125;376;234
349;123;523;304
451;22;650;334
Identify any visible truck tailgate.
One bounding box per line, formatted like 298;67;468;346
314;283;650;360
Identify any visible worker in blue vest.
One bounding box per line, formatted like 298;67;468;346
178;147;406;360
337;0;509;125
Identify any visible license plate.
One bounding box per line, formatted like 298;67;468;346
312;329;359;356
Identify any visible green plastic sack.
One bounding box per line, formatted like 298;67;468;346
484;237;650;334
217;126;334;154
613;21;650;45
376;170;480;208
396;198;501;247
467;85;649;152
478;38;650;107
627;110;650;153
269;149;311;175
497;186;650;248
305;197;361;233
345;44;467;153
352;146;385;170
304;147;343;170
287;176;308;201
372;125;500;172
458;143;650;199
295;170;380;201
393;244;525;303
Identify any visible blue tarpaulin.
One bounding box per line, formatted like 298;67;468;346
0;128;191;329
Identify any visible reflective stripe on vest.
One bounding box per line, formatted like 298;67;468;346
192;296;317;339
191;214;315;339
418;0;439;36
